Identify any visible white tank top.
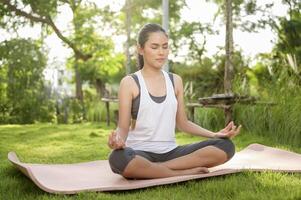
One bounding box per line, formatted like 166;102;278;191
126;70;178;153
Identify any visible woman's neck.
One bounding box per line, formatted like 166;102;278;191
141;66;162;78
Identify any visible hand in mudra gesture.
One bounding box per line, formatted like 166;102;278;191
214;121;242;139
108;130;126;150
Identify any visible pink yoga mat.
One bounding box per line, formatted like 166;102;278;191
8;143;301;194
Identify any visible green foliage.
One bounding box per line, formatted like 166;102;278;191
55;88;118;124
210;0;274;31
55;97;85;124
234;93;301;147
195;108;225;132
0;0;59;31
86;99;105;123
173;61;222;98
0;39;55;124
275;10;301;78
173;51;248;99
66;4;125;97
22;0;58;17
233;67;301;147
0;59;8;122
170;22;214;62
84;88;118;123
120;0;175;29
235;6;301;146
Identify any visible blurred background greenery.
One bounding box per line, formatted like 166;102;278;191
0;0;300;147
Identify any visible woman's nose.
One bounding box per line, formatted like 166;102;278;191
158;47;164;54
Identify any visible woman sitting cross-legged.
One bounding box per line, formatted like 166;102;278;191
107;23;241;179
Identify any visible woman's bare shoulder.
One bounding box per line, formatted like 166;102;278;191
171;73;182;83
119;75;139;98
120;75;136;87
170;73;183;91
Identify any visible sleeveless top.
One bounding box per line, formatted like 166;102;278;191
126;70;178;153
130;73;174;120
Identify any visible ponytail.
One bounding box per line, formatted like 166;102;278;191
137;54;144;69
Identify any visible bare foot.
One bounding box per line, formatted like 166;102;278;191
179;167;209;176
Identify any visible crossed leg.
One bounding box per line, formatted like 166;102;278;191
122;146;228;179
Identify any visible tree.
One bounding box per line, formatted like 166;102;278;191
124;0;132;75
256;0;301;87
66;3;124;98
275;3;301;80
0;0;91;61
170;21;213;64
224;0;234;96
0;39;55;123
0;0;91;102
0;0;121;102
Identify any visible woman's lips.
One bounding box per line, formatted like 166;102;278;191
156;58;166;62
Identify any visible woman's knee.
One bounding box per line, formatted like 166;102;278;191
214;138;235;160
108;147;136;175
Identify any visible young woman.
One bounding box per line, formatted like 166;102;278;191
108;23;241;179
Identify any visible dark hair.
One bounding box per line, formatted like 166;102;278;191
137;23;168;69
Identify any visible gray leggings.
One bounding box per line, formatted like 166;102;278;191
108;138;235;175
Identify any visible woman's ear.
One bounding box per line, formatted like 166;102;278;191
137;44;144;56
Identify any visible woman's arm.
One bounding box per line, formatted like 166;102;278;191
174;74;216;138
108;76;133;149
117;76;133;140
174;74;241;139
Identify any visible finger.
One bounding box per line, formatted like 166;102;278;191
225;122;231;130
119;143;125;149
110;137;119;149
231;125;242;138
235;125;242;135
119;140;126;149
110;130;115;136
110;139;116;149
116;139;122;147
227;129;236;137
225;121;233;131
112;132;117;142
116;142;124;149
112;141;119;149
108;140;114;149
108;132;114;142
230;132;237;139
108;134;113;147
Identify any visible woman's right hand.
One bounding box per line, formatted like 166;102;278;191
107;130;126;149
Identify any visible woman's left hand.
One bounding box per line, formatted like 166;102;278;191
214;121;242;139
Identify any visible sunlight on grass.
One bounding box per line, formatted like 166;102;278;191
0;123;300;200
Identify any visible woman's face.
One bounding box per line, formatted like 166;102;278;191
139;31;169;69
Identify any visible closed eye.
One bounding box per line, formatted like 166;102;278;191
150;43;168;49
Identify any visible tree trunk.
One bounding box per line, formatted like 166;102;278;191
95;78;108;98
74;56;83;101
71;2;84;102
162;0;169;72
125;0;131;74
224;0;234;125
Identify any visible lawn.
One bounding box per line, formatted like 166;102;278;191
0;123;300;200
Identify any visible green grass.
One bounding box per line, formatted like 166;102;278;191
0;123;301;200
